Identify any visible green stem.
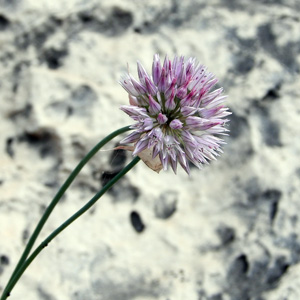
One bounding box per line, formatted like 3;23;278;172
0;156;140;300
1;126;131;298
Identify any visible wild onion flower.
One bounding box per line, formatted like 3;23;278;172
120;54;230;174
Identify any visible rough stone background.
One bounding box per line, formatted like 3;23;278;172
0;0;300;299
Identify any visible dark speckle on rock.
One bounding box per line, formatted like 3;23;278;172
226;254;250;299
78;11;94;24
71;85;98;103
254;104;282;147
133;27;142;34
130;211;145;233
282;234;300;264
258;23;276;53
217;226;235;245
228;254;249;280
228;112;248;139
245;177;261;203
0;255;10;266
22;229;29;244
109;147;127;171
14;16;61;50
100;171;120;188
262;84;281;102
258;23;299;71
112;182;140;203
261;189;282;221
78;7;133;36
9;103;32;121
32;16;63;48
5;137;14;158
1;0;20;7
249;258;270;283
269;201;278;222
33;31;50;49
266;256;289;285
209;294;223;300
42;47;68;69
100;171;140;201
235;54;255;74
154;191;177;219
244;181;282;222
222;0;245;10
76;181;98;195
0;14;10;30
12;61;30;93
14;32;31;49
67;106;73;116
69;85;98;115
18;128;61;159
110;7;133;33
37;286;55;300
262;119;281;147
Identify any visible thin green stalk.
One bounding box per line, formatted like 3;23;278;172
0;156;140;300
3;126;131;294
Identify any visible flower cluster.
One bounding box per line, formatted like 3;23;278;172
120;54;230;174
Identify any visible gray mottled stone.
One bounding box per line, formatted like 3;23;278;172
0;0;300;299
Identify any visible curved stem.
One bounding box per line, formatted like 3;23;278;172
2;126;131;296
1;156;140;300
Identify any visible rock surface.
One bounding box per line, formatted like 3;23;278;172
0;0;300;299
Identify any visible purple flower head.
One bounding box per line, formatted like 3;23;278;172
120;54;231;174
